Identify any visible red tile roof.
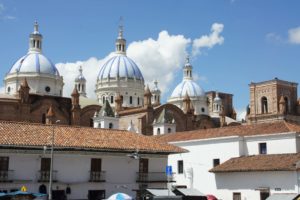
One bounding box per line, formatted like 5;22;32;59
0;121;186;154
210;153;300;173
158;121;300;143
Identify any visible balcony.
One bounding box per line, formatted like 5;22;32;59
89;171;106;182
0;170;14;182
136;172;175;183
37;170;57;182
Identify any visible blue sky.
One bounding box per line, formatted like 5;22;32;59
0;0;300;119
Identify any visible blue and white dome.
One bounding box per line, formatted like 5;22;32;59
9;52;59;76
98;54;144;81
170;79;205;98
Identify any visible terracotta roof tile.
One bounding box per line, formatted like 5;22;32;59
158;121;300;143
0;121;186;154
210;153;300;173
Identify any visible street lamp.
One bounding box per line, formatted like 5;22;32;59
48;120;60;200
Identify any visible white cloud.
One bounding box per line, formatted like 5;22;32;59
236;108;246;121
0;4;4;14
265;32;283;44
127;30;191;95
192;23;224;56
55;24;224;101
288;26;300;44
3;15;16;20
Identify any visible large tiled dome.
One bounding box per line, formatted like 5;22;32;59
98;54;144;81
170;79;205;98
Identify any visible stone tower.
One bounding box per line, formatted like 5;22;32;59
247;78;299;124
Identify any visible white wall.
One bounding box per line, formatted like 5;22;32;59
214;171;299;200
0;152;169;200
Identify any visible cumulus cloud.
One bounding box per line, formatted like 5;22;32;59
56;24;224;100
192;23;224;56
56;55;111;99
127;30;191;94
288;27;300;44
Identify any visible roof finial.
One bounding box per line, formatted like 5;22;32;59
34;20;39;34
79;65;83;75
118;16;124;39
186;54;190;64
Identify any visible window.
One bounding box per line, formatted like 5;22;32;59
284;97;289;113
261;96;268;113
7;87;10;93
41;158;50;171
102;96;105;104
178;160;183;174
137;97;140;105
130;96;133;104
213;159;220;167
259;143;267;154
168;128;172;133
109;123;113;129
91;158;102;172
157;128;160;135
110;96;114;104
42;114;46;124
45;86;51;93
201;107;205;113
233;192;241;200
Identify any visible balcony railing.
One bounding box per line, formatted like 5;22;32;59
37;170;57;182
0;170;14;182
89;171;106;182
136;172;175;183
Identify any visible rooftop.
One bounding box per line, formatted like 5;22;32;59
210;153;300;173
0;121;186;154
158;121;300;143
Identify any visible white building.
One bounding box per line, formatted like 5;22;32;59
168;56;208;115
0;121;184;200
4;21;64;97
159;121;300;200
95;25;145;108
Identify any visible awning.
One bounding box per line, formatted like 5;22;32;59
266;194;300;200
174;188;206;196
146;189;176;196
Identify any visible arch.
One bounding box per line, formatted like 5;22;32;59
201;107;205;113
109;123;113;129
261;96;268;114
137;97;140;105
39;184;47;194
129;96;133;104
157;128;161;135
110;96;114;104
102;96;105;104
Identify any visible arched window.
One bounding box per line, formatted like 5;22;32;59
42;114;46;124
137;97;140;105
39;184;47;194
157;128;161;135
201;108;205;113
102;96;105;104
261;97;268;114
37;40;40;49
129;96;133;104
168;128;171;133
82;84;85;92
109;123;113;129
89;119;93;127
284;97;289;113
111;96;114;104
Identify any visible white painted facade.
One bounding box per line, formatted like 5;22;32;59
153;123;176;136
168;131;300;200
0;150;169;199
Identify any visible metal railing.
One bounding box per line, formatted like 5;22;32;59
136;172;174;182
38;170;57;182
0;170;14;182
89;171;106;182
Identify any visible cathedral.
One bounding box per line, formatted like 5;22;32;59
1;22;299;135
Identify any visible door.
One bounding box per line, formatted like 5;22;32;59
260;191;270;200
40;158;51;181
0;157;9;181
88;190;105;200
52;190;66;200
233;192;241;200
139;158;149;182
